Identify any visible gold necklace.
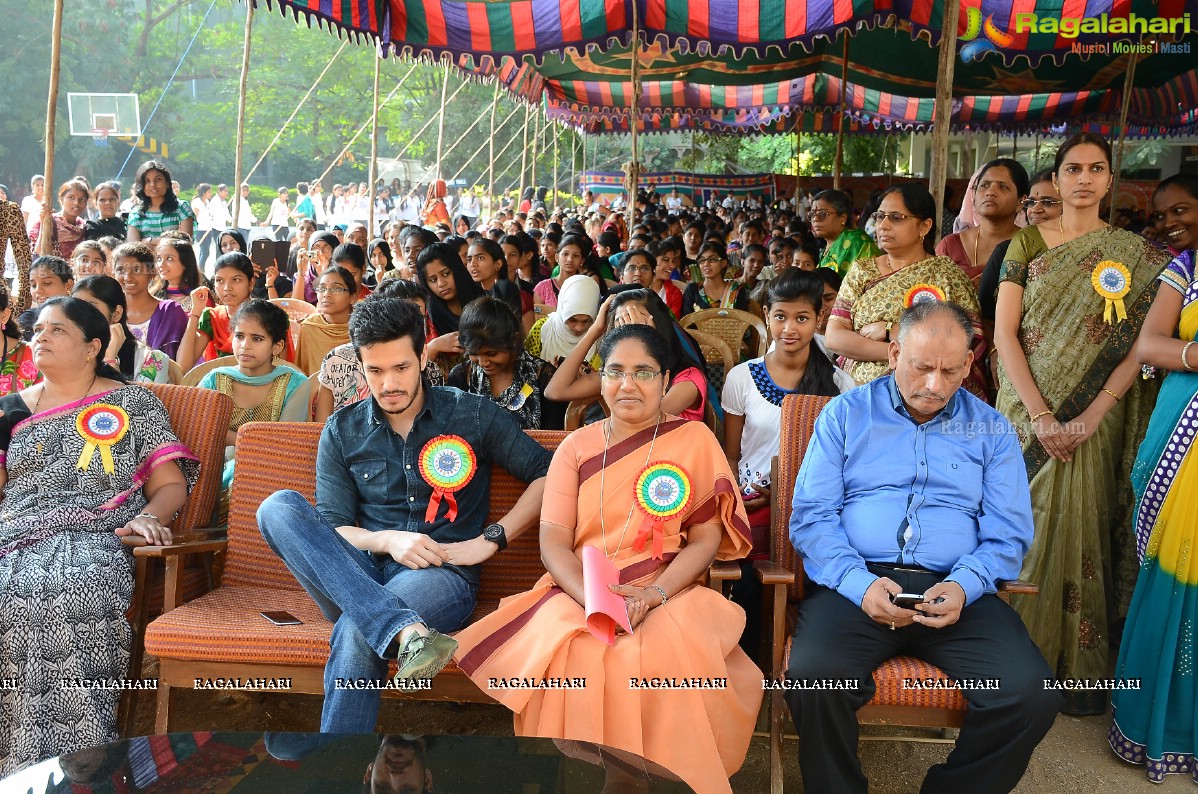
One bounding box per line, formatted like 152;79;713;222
971;228;981;270
599;414;663;560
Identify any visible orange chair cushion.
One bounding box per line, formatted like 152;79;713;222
782;638;968;711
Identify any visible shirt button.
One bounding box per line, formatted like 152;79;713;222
952;463;958;469
363;473;369;479
920;462;925;466
409;497;415;501
406;464;411;469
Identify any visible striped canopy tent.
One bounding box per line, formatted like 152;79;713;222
473;24;1198;136
252;0;1194;225
262;0;1186;65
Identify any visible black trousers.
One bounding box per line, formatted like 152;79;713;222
785;567;1061;794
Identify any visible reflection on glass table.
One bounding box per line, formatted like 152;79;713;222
3;731;696;793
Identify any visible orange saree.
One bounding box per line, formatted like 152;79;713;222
454;418;760;794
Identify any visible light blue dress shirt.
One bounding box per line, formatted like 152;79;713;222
789;375;1033;607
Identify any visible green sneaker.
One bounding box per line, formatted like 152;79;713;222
394;629;458;685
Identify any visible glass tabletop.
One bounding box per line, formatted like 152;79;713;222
2;732;695;793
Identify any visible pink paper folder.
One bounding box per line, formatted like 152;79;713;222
582;545;634;645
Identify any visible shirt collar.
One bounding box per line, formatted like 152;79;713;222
884;374;959;423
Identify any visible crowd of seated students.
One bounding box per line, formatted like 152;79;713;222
4;141;1198;792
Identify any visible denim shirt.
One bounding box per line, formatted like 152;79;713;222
789;375;1033;607
315;384;552;584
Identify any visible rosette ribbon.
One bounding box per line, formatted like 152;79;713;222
418;435;477;522
1091;260;1131;324
76;404;130;474
633;463;693;559
904;284;945;308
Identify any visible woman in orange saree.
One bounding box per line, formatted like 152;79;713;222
454;324;760;794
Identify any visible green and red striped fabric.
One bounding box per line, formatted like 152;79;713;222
263;0;1184;63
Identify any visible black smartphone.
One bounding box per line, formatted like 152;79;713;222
260;610;303;626
890;593;925;610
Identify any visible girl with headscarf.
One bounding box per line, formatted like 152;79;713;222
422;180;450;228
525;274;600;367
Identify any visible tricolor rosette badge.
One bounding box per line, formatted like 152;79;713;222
904;284;946;308
633;463;693;559
75;403;130;474
418;435;477;522
1091;260;1131;324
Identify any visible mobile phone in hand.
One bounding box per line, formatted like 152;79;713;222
890;593;925;610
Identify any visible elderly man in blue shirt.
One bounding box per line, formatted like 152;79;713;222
786;301;1061;793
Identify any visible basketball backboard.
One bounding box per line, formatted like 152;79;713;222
67;93;141;137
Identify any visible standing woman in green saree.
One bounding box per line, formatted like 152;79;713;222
993;132;1171;715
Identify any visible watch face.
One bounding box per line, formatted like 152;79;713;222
484;524;502;540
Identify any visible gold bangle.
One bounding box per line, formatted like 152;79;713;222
1102;388;1121;402
1030;410;1053;423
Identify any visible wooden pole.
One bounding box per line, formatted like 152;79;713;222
552;123;560;211
230;0;252;257
1109;50;1140;224
245;39;347;182
435;59;452;179
571;131;579;208
316;62;418;187
832;35;849;190
793;112;802;209
31;0;65;309
379;77;470;169
488;79;499;217
368;52;380;236
518;105;531;209
929;0;961;236
627;0;642;233
530;109;541;198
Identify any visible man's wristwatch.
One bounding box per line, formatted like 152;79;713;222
482;523;508;552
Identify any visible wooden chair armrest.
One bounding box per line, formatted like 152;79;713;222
127;537;229;557
709;561;743;582
753;560;795;585
998;579;1039;596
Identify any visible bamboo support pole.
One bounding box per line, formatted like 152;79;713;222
368;52;380;235
530;110;540;196
231;1;253;246
929;0;961;235
626;0;642;232
518;105;531;207
30;0;65;310
488;79;500;215
552;122;560;210
832;35;849;190
434;59;452;178
1109;50;1140;224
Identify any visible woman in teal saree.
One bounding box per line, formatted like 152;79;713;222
1110;173;1198;781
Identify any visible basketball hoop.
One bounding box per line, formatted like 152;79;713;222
91;127;110;147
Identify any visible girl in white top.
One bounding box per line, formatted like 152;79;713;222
722;268;855;532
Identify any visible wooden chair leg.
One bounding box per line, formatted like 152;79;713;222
769;582;788;794
154;682;174;734
120;555;153;737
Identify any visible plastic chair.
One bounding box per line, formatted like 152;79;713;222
564;395;609;430
680;308;768;362
269;298;317;323
167;359;184;385
687;329;736;395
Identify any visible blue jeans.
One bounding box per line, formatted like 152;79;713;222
258;490;477;732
